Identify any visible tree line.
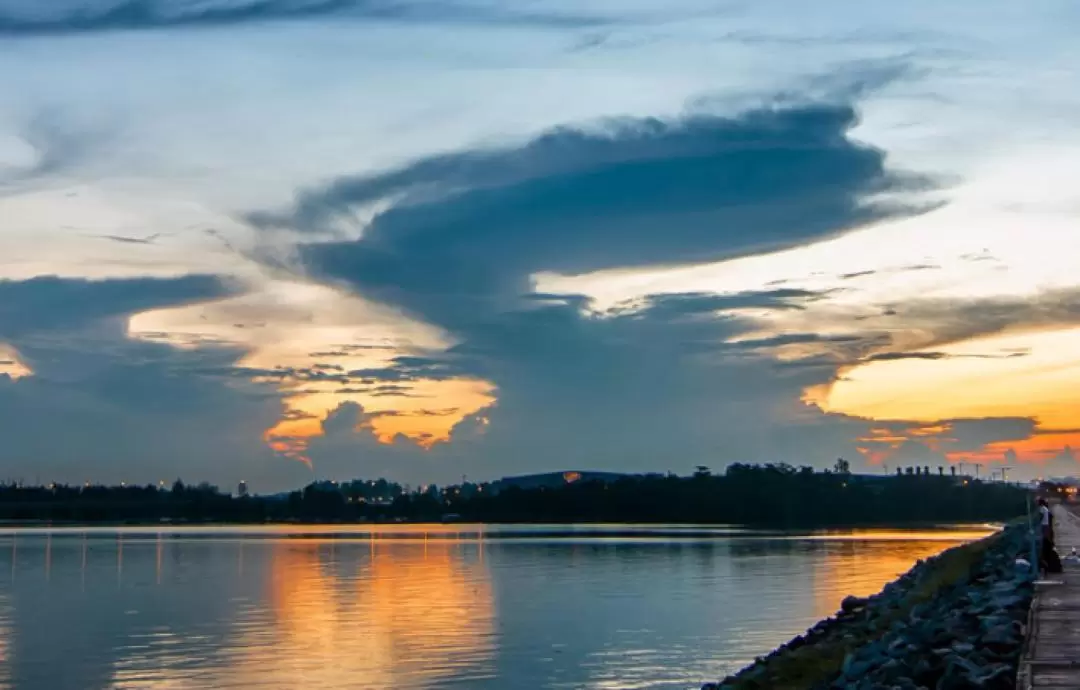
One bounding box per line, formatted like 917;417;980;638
0;463;1028;526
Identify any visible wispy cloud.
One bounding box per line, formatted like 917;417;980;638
0;0;607;37
0;108;114;191
89;233;169;245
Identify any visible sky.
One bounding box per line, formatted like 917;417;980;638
2;0;1080;491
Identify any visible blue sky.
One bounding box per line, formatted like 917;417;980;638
3;0;1080;490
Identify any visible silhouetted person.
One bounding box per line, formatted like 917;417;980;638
1039;498;1061;575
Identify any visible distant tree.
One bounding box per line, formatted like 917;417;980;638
950;466;957;477
834;458;851;475
938;466;945;476
171;479;185;496
924;466;931;476
896;467;903;476
694;465;711;479
905;467;914;476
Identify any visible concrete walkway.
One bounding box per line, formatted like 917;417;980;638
1017;504;1080;690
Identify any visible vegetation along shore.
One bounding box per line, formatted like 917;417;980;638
0;464;1028;526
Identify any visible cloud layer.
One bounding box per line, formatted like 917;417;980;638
0;0;603;36
0;275;303;485
235;98;949;480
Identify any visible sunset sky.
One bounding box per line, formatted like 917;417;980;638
2;0;1080;490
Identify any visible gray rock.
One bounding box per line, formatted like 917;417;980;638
951;642;975;655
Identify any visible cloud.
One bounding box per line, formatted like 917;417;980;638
627;288;833;318
90;233;169;245
862;350;1028;363
855;417;1039;467
0;275;305;486
0;274;233;339
236;95;943;481
837;286;1080;354
0;108;114;191
265;101;932;333
839;270;877;280
0;338;301;486
0;0;605;37
294;287;872;481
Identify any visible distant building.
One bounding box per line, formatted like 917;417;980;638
237;480;249;498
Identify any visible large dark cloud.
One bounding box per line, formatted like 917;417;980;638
0;0;603;37
271;104;928;330
243;98;941;480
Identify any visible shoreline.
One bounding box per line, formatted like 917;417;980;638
0;517;1005;529
703;520;1034;689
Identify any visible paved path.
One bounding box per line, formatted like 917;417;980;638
1017;504;1080;690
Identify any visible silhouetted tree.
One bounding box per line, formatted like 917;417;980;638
0;467;1028;527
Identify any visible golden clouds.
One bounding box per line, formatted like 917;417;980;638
818;326;1080;466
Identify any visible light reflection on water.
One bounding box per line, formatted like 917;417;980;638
0;525;991;690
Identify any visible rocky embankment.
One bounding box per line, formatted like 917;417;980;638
703;523;1034;690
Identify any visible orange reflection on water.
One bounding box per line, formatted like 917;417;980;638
806;530;990;620
229;539;495;689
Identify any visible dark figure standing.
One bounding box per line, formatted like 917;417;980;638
1039;498;1062;575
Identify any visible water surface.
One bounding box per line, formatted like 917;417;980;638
0;524;992;689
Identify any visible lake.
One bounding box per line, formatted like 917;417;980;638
0;524;993;689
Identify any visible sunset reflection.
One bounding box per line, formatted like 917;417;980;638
805;532;985;620
228;540;495;688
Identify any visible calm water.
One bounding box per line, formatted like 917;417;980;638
0;524;993;690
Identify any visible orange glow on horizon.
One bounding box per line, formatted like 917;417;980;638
815;326;1080;469
263;377;496;464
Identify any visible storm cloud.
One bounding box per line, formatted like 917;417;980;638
238;97;943;478
271;102;933;334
